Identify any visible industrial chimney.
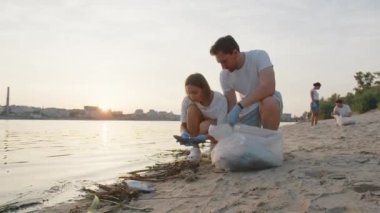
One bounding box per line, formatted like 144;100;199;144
5;87;10;115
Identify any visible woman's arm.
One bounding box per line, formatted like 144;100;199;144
180;122;188;134
310;90;314;102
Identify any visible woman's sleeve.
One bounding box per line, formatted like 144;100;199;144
180;97;189;123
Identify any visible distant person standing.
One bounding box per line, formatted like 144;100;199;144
310;82;321;126
209;35;282;130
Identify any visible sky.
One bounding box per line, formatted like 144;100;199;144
1;0;379;116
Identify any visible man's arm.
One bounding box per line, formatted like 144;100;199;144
239;66;275;108
224;89;237;112
332;107;339;116
346;105;352;117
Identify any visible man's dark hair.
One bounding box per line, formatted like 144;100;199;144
210;35;240;55
313;82;321;87
336;99;343;104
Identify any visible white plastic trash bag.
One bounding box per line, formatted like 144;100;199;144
333;115;356;126
209;124;283;172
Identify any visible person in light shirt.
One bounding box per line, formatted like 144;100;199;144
310;82;321;126
209;35;283;130
174;73;227;162
332;99;352;117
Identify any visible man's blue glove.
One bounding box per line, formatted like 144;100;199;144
227;103;243;126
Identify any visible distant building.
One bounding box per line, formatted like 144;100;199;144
146;109;158;120
42;108;70;118
134;109;144;115
69;109;85;118
281;113;292;122
84;106;101;118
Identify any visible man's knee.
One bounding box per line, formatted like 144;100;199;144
260;96;280;114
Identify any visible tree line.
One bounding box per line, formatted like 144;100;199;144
304;71;380;120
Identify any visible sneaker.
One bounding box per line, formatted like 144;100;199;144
187;147;201;162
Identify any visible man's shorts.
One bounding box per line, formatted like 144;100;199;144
310;101;320;113
240;91;283;127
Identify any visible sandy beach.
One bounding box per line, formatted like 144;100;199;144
40;110;380;212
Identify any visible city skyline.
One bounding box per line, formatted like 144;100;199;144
1;1;380;116
0;86;177;114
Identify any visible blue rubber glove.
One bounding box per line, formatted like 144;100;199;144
173;134;207;146
181;132;190;139
189;134;208;144
227;103;243;126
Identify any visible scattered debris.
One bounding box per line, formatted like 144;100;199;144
79;149;202;212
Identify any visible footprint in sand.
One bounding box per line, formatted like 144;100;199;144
352;183;380;193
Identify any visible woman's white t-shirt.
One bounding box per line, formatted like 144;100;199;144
311;88;319;101
180;91;227;125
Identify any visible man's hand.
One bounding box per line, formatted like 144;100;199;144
227;103;243;126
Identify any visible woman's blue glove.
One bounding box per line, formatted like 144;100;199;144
190;134;208;144
227;103;243;126
181;132;190;139
173;134;208;146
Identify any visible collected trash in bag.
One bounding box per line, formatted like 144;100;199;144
125;180;155;192
209;124;283;172
333;115;356;126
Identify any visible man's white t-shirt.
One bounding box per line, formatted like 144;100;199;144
180;91;227;125
333;104;352;117
219;50;274;115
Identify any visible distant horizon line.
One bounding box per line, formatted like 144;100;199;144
0;104;178;114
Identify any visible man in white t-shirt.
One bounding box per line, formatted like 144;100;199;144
210;35;283;130
332;99;352;117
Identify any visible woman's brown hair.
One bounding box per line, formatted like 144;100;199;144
185;73;212;99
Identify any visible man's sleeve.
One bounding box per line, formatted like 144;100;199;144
347;105;352;113
220;71;232;93
256;50;273;72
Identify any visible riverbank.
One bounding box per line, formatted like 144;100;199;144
40;110;380;212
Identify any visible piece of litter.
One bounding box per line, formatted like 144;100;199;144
125;180;155;192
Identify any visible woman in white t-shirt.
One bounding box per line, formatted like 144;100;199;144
174;73;227;162
310;82;321;126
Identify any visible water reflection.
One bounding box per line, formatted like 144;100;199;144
0;120;179;207
2;124;9;167
101;122;109;146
